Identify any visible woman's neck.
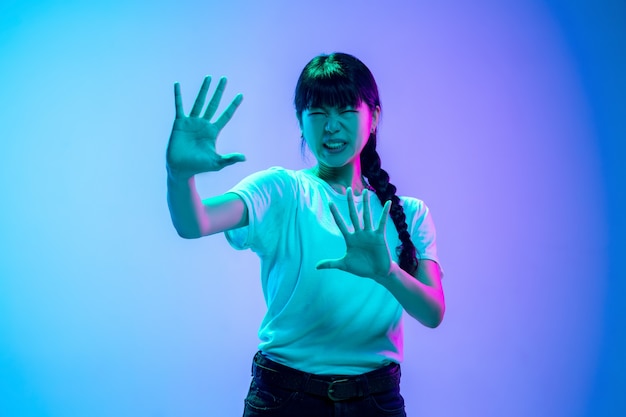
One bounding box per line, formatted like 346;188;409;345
312;163;368;195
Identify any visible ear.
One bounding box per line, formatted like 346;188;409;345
371;105;381;133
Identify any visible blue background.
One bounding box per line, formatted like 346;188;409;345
1;1;624;416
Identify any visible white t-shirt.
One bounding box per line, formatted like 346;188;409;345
225;167;440;375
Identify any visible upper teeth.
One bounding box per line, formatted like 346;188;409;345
325;142;345;149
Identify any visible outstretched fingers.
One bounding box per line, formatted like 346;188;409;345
174;82;184;118
316;258;345;271
213;93;244;131
203;76;228;121
362;190;372;231
329;202;350;237
189;75;212;117
377;200;392;234
219;152;247;168
346;188;362;231
175;76;242;129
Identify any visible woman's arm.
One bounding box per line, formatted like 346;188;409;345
167;174;248;238
165;75;248;238
376;259;445;328
316;188;445;328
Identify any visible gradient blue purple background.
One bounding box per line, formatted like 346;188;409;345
1;1;624;416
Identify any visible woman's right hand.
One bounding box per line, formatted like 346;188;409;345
166;76;245;179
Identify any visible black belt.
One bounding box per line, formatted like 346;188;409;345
251;352;401;402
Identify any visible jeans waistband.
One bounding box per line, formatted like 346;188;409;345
251;351;401;402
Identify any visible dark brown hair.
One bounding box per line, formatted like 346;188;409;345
295;53;418;275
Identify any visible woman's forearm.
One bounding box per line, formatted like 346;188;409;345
166;171;210;239
377;261;445;328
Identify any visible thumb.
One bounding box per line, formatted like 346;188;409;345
220;153;246;167
316;259;345;271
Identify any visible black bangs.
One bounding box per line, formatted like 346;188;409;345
294;53;380;120
295;74;361;113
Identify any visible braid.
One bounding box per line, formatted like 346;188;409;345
361;134;418;275
292;52;417;273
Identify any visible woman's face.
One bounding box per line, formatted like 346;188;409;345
300;101;380;169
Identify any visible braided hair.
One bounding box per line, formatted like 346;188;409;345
294;52;418;275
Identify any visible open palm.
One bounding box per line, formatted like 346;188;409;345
316;189;393;280
166;76;245;178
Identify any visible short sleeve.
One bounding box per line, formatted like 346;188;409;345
402;198;440;266
224;167;296;255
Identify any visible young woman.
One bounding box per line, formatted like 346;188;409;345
166;53;445;417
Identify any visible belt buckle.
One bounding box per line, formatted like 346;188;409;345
327;378;351;401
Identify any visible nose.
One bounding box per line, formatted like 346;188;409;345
324;116;340;133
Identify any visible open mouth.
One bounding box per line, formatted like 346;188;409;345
323;141;347;151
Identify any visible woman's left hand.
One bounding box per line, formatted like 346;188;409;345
316;188;393;280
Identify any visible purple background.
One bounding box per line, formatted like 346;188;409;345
1;1;624;416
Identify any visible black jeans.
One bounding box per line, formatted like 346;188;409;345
242;352;406;417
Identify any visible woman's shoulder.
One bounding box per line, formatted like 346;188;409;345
251;166;292;177
239;166;298;186
260;167;327;189
397;195;437;235
398;195;428;215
